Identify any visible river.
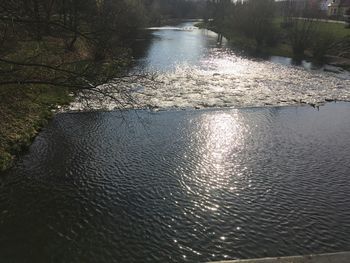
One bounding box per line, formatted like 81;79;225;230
69;21;350;111
1;22;350;263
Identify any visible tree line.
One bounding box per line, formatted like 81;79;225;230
206;0;350;61
0;0;205;103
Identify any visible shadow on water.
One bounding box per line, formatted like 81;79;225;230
231;48;336;72
129;30;156;60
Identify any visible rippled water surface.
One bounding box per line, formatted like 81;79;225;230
70;21;350;110
2;103;350;262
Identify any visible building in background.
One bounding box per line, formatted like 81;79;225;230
328;0;350;18
279;0;350;19
320;0;331;11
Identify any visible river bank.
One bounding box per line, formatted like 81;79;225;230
0;40;131;172
211;251;350;263
195;20;350;70
69;22;350;112
2;20;349;172
0;85;72;172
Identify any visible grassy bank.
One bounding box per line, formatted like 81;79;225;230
0;37;80;172
273;17;350;39
195;21;294;57
0;38;130;172
0;1;142;173
0;85;72;172
195;19;350;65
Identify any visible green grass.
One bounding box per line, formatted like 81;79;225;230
0;31;101;173
0;38;76;172
204;17;349;62
0;35;131;172
274;17;350;39
315;21;349;38
0;84;72;172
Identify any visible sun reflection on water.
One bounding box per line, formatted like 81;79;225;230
171;111;252;259
199;111;247;190
178;110;250;215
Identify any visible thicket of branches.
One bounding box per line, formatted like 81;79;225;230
208;0;350;60
0;0;151;95
280;1;350;60
145;0;206;24
208;0;276;49
0;0;207;109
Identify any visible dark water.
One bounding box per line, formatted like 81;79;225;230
2;103;350;262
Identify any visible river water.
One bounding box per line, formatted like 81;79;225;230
1;22;350;263
69;21;350;110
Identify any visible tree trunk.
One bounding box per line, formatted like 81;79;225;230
33;0;42;40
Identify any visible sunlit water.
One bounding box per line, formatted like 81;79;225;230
2;103;350;262
2;21;350;262
69;21;350;110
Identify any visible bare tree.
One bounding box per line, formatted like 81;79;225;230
0;0;152;109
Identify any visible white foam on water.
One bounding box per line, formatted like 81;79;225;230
69;52;350;111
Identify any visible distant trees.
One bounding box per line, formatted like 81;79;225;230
0;0;208;108
0;0;205;58
144;0;206;24
286;18;319;58
0;0;149;105
209;0;277;49
281;2;349;60
0;0;147;53
236;0;276;48
207;0;350;61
